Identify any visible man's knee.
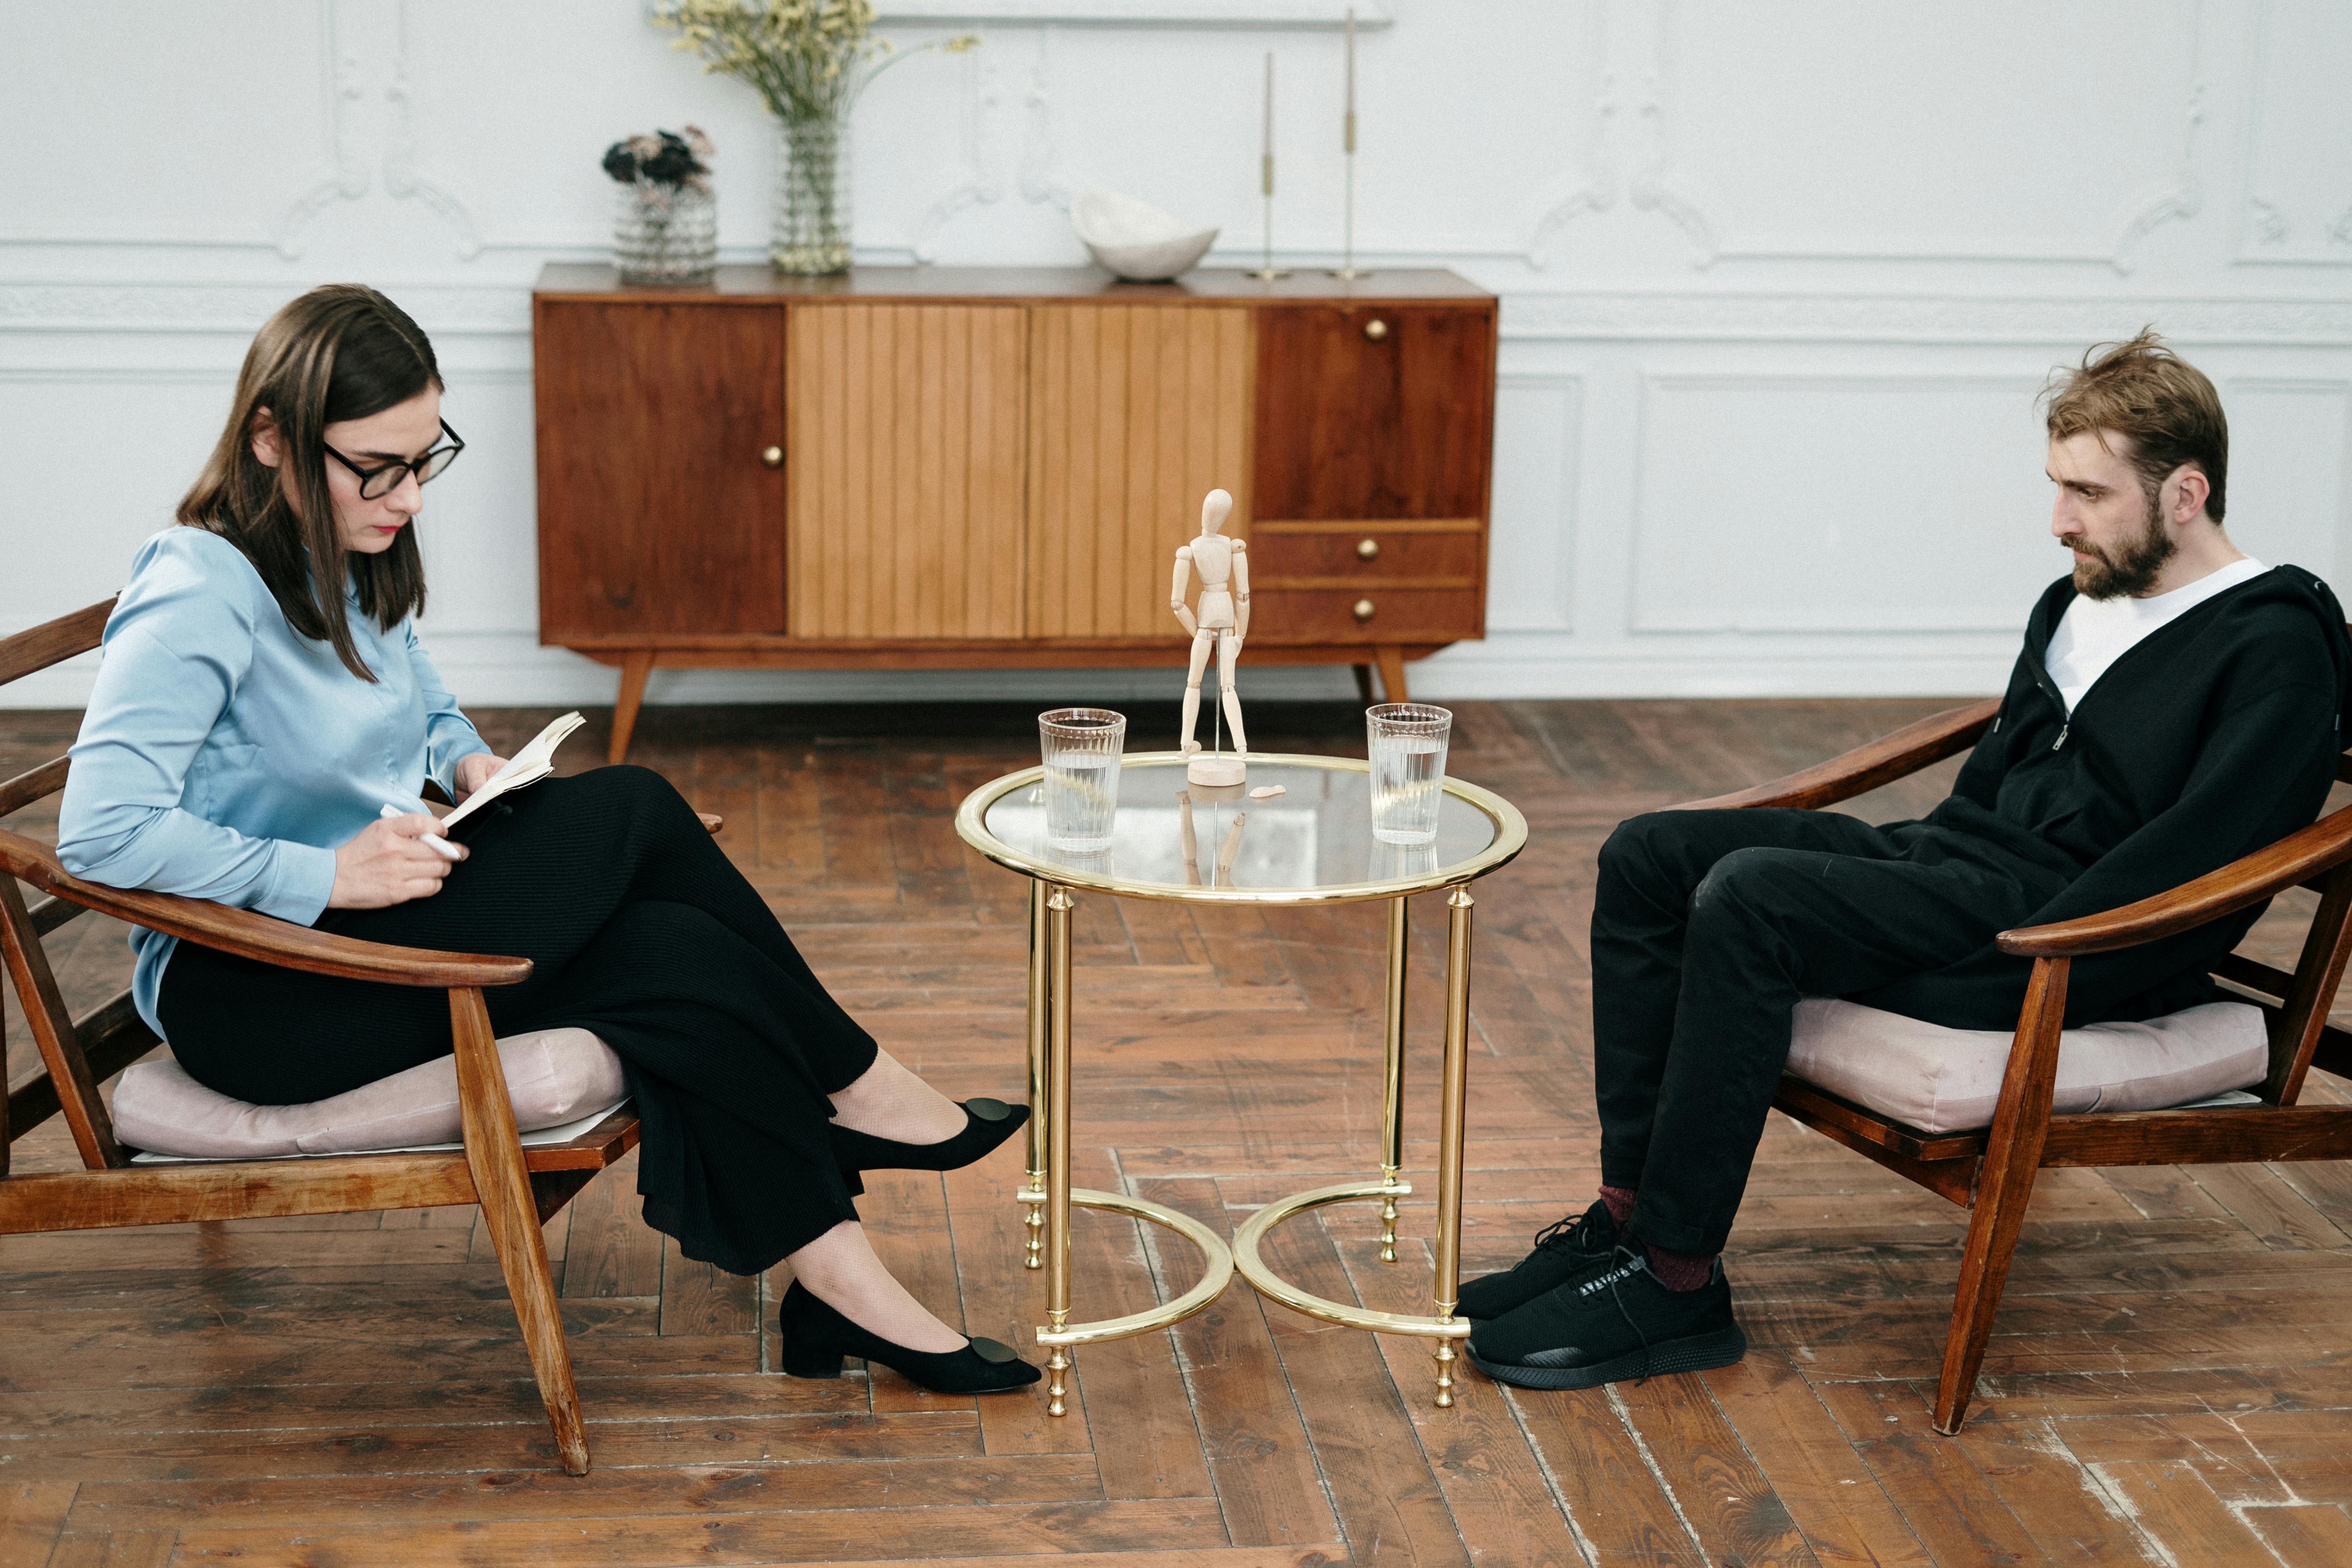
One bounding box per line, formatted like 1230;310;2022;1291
1688;845;1804;926
1598;811;1702;893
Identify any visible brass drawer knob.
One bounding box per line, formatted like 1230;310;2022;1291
1352;597;1376;622
1363;318;1389;341
760;445;784;468
1355;537;1380;561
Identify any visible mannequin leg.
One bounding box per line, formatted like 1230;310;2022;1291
1218;632;1248;755
1180;630;1215;754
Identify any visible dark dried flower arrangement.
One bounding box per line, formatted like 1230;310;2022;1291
603;126;715;191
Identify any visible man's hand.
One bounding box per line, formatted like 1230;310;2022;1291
454;752;509;802
328;813;466;909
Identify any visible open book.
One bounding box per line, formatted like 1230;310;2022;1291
442;711;586;830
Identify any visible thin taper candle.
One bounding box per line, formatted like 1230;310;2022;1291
1248;48;1288;278
1262;51;1274;193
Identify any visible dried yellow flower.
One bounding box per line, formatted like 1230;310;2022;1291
650;0;973;125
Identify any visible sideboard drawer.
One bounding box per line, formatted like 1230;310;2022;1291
1251;588;1481;644
1249;525;1482;584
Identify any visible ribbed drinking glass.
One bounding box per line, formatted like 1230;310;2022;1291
1039;708;1127;852
1366;703;1452;845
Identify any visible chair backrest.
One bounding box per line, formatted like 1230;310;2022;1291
0;597;146;1176
2215;626;2352;1108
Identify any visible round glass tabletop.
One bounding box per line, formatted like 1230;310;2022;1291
955;751;1527;905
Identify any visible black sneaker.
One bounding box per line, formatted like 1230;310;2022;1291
1466;1244;1745;1390
1457;1199;1621;1321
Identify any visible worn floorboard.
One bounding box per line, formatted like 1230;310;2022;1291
5;696;2348;1567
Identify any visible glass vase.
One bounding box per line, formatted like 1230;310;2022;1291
612;181;717;287
772;113;852;275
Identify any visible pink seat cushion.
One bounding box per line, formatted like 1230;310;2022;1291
1786;997;2267;1135
111;1028;627;1159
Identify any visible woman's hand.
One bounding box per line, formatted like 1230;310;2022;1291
328;813;466;909
454;752;508;802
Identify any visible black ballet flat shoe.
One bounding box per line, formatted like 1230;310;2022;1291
775;1279;1042;1394
830;1097;1030;1175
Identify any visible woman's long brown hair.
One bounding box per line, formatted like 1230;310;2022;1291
177;285;441;681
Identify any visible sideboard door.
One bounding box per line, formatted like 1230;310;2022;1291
534;300;787;640
785;303;1029;639
1251;303;1495;521
1026;305;1253;639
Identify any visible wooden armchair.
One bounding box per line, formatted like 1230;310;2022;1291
1679;687;2352;1435
0;598;695;1477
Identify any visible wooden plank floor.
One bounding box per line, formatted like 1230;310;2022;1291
6;696;2351;1568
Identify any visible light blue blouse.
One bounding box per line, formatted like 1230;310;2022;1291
56;528;490;1035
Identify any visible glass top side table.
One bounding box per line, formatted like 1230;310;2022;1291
955;751;1528;1414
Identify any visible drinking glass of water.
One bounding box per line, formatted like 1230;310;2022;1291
1366;703;1452;845
1039;708;1126;852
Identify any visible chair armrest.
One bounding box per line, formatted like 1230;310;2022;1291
0;828;531;988
1998;804;2352;958
1672;698;2001;812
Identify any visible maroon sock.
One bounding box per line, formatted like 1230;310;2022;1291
1598;1184;1637;1229
1641;1241;1715;1293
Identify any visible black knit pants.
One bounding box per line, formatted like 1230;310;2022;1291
157;766;879;1276
1591;809;2067;1256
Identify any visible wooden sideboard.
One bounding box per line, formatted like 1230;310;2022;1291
532;264;1498;760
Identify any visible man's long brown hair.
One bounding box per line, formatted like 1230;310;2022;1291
178;285;441;681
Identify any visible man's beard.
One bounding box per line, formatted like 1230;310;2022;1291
2064;489;2175;600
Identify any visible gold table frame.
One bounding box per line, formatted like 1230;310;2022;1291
955;753;1528;1413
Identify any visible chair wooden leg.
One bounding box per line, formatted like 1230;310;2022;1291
1374;646;1408;704
451;987;591;1475
609;650;654;766
1933;956;2069;1435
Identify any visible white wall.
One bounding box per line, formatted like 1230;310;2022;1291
4;0;2349;709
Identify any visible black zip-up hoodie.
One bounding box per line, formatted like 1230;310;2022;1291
1852;564;2352;1030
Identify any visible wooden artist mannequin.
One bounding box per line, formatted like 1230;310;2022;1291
1172;489;1251;785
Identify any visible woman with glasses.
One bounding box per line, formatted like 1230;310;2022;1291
56;285;1039;1395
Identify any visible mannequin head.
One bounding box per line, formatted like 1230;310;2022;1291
1200;488;1233;536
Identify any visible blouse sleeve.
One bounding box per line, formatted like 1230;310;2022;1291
403;619;490;797
54;533;339;923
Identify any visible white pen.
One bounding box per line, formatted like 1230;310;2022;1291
380;801;466;860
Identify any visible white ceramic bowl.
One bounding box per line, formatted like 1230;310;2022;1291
1071;189;1218;283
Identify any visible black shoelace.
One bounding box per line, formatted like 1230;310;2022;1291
1532;1211;1591;1252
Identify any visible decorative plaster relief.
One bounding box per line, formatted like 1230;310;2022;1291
2236;0;2352;264
1634;0;2207;273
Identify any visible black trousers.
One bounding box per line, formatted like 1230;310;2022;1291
1591;809;2068;1256
158;766;880;1276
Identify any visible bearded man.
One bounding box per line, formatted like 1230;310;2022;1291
1466;330;2352;1391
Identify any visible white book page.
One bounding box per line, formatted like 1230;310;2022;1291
442;711;585;828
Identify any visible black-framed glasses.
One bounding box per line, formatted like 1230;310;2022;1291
324;419;465;500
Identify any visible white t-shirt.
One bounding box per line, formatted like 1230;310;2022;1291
2044;557;2270;713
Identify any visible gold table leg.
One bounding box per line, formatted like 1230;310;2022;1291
1431;884;1476;1408
1379;893;1410;1262
1024;882;1236;1415
1019;880;1049;1270
1043;885;1075;1415
1229;882;1475;1410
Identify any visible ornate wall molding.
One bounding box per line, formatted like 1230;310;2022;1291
0;282;527;337
1502;292;2352;347
10;281;2352;350
1629;0;2206;274
2235;0;2352;266
911;49;1009;261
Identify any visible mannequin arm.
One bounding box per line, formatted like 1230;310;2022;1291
1232;541;1251;641
1170;547;1200;637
